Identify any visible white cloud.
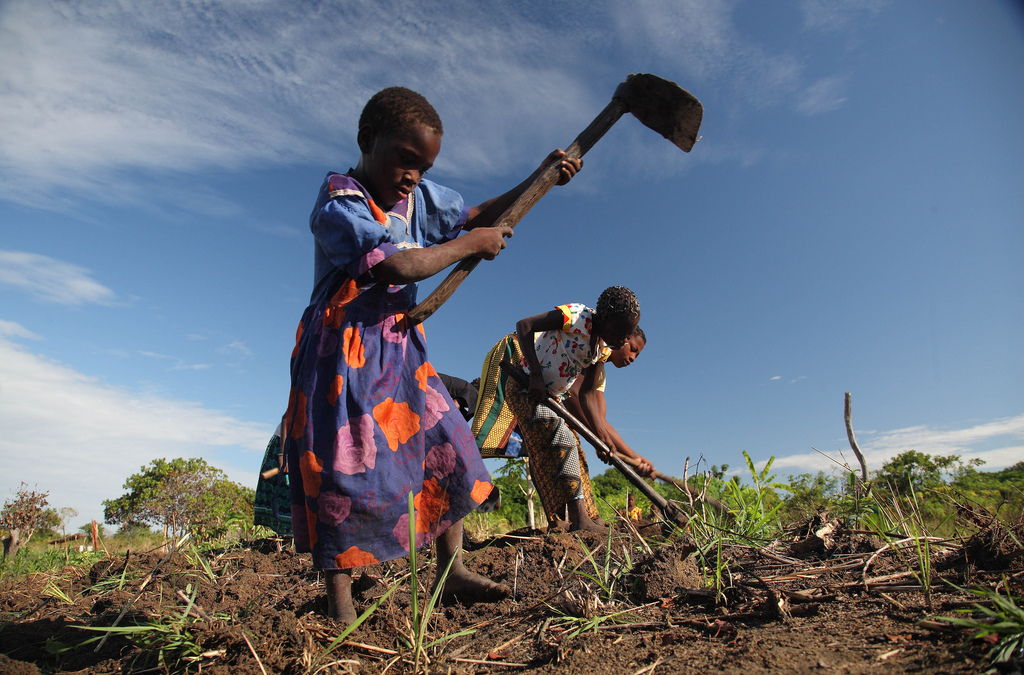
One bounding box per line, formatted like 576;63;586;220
800;0;888;31
218;340;253;358
797;76;848;115
0;335;272;530
0;0;596;203
139;350;211;371
770;414;1024;475
0;319;42;340
612;0;803;109
0;249;116;305
0;0;868;202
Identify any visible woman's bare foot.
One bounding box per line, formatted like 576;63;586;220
325;570;358;624
568;500;608;534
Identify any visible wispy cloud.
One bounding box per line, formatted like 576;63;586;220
0;0;878;204
139;350;211;372
797;76;848;115
800;0;889;31
770;414;1024;475
0;319;42;340
0;249;116;305
0;335;271;528
218;340;253;359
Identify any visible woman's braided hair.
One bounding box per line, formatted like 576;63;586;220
360;87;443;138
596;286;640;325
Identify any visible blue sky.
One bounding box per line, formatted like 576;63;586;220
1;0;1021;531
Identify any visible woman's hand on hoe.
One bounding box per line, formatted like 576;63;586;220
539;149;582;186
633;455;655;477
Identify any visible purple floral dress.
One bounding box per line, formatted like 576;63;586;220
283;173;494;570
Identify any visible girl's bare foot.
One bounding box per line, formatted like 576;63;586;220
325;570;358;624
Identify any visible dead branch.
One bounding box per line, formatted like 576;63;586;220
845;393;869;483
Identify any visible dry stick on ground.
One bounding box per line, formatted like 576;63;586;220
175;589;212;622
845;392;869;484
94;534;188;652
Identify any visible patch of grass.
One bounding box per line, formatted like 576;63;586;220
937;583;1024;670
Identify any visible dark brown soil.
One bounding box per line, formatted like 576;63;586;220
1;518;1021;674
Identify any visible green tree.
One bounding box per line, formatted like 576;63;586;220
875;450;983;494
489;459;533;529
1;483;51;559
103;458;253;540
193;480;256;539
783;471;842;519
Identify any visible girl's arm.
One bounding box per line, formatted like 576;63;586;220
374;150;578;284
464;150;581;230
372;225;513;285
516;309;565;399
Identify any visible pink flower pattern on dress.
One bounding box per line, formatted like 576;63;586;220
421;384;449;431
393;513;424;551
318;491;352;526
333;414;377;474
381;312;407;347
424;442;456;479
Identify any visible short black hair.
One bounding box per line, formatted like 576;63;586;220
596;286;640;325
359;87;444;138
630;326;646;344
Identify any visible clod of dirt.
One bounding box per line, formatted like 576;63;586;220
0;654;41;674
630;537;699;602
945;505;1024;572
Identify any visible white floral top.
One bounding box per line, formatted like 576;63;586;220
523;303;609;399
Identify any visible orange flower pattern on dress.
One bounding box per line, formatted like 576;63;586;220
292;320;303;359
415;361;438;391
285;388;307;440
414;478;450;533
328;375;343;407
300;450;323;498
343;326;366;368
471;480;494;505
335;546;379;569
281;172;495;570
323;280;359;329
373;398;420;450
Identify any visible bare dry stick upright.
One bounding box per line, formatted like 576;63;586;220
845;392;869;483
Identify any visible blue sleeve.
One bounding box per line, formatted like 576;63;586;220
312;196;394;276
416;179;470;244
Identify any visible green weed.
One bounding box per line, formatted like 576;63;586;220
937;583;1024;669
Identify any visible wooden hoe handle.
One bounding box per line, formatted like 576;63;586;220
405;97;629;326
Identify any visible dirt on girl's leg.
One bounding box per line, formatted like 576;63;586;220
326;570;357;624
432;519;510;602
